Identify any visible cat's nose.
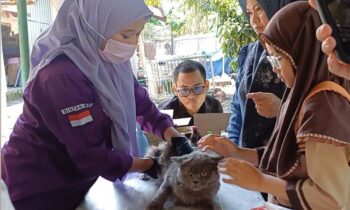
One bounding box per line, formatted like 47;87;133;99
193;180;199;185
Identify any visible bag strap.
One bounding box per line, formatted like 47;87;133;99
296;81;350;131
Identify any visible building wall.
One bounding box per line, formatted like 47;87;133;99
27;0;52;51
173;33;220;56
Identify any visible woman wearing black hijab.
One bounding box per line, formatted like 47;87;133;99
227;0;298;149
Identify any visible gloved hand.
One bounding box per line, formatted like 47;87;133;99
171;136;194;156
142;158;160;179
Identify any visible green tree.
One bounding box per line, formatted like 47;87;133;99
178;0;215;35
181;0;257;71
166;9;186;36
145;0;256;71
214;0;256;59
145;0;161;7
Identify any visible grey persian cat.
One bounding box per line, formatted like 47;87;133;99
145;143;222;210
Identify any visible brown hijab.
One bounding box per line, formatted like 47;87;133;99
258;2;350;178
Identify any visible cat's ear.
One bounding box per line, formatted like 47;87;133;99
170;155;190;164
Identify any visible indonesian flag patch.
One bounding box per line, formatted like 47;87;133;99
68;110;93;127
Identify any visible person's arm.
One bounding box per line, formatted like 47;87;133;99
134;79;192;155
134;79;181;142
163;126;183;142
33;73;148;182
129;158;153;172
227;45;248;144
246;92;281;118
236;146;260;166
219;157;288;200
227;77;244;144
286;139;350;209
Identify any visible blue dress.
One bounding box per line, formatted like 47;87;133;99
227;41;285;148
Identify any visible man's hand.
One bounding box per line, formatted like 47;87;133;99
246;92;281;118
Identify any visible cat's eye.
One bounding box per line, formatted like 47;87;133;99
186;171;192;176
201;172;207;177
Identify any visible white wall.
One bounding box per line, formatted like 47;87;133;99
27;0;53;51
173;33;220;56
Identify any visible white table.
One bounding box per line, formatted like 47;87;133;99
77;174;265;210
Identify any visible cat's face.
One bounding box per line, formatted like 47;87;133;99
171;151;222;191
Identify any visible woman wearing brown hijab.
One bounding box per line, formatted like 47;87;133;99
199;2;350;209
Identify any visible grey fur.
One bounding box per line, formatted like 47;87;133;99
146;143;222;210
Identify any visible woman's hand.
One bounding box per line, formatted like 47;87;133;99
316;24;350;80
219;158;265;192
198;135;260;165
220;158;289;200
309;0;350;80
198;135;239;158
246;92;281;118
129;157;153;173
309;0;316;8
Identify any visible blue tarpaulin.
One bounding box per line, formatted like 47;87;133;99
205;56;232;79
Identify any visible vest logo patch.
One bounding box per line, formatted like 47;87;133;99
61;103;93;115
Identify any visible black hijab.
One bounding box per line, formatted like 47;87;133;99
236;0;301;148
238;0;304;20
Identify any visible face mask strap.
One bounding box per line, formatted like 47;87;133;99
74;0;108;43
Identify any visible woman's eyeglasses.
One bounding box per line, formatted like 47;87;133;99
176;85;205;97
266;55;282;70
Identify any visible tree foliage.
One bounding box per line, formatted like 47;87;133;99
145;0;161;7
145;0;257;71
166;9;186;36
214;0;256;59
179;0;257;70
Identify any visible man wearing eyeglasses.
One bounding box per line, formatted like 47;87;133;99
158;60;223;126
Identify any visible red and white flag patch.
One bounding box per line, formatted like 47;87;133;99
68;110;93;127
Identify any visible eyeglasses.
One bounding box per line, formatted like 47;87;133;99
176;85;205;97
266;55;282;70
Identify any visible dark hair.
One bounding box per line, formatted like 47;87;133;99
173;60;206;82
